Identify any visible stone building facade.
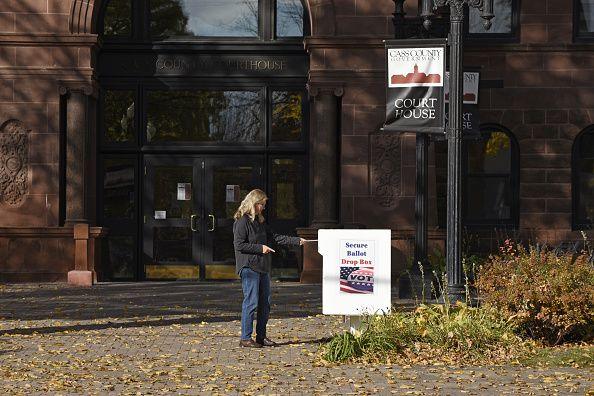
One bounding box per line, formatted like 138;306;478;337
0;0;592;284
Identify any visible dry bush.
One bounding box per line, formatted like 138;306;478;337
476;240;594;345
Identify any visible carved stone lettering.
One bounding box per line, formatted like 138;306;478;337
371;133;402;208
101;53;307;78
0;120;30;207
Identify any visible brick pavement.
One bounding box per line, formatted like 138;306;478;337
0;282;592;395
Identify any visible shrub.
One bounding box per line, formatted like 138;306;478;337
476;240;594;345
323;302;521;363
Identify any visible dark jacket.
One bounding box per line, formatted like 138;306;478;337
233;214;300;274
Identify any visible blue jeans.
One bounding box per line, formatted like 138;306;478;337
240;267;271;341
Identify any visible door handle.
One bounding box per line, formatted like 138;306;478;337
208;214;216;232
191;214;198;232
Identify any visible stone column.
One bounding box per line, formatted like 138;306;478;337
59;81;97;226
59;81;99;286
298;83;343;283
309;83;343;228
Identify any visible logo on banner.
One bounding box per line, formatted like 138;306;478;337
388;48;444;88
339;240;375;294
444;72;480;104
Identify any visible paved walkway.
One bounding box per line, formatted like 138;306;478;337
0;282;592;395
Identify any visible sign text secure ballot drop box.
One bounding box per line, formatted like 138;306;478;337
318;229;391;316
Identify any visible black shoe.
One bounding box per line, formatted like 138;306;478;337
239;339;263;348
256;337;277;347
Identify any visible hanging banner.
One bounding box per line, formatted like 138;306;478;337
383;39;447;134
444;71;481;138
445;71;480;105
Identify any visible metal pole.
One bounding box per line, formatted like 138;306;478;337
403;0;493;302
445;2;465;302
392;0;406;39
414;133;429;275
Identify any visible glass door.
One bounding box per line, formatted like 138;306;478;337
203;157;264;280
143;156;203;280
142;155;264;280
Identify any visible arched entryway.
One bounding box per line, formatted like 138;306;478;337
89;0;311;281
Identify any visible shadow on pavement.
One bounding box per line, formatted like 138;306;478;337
0;282;324;332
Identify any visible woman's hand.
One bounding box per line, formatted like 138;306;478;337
299;238;306;246
262;245;275;254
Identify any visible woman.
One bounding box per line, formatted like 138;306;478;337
233;189;304;348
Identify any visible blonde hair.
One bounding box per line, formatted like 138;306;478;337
233;189;268;223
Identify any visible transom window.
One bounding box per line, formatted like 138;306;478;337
573;126;594;229
100;87;306;147
101;0;305;40
574;0;594;41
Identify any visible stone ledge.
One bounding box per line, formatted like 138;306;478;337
0;33;98;45
0;227;107;238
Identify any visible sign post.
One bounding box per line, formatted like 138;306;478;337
319;230;391;334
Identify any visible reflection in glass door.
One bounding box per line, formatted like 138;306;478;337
203;158;263;279
143;157;202;280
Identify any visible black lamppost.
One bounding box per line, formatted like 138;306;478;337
421;0;494;301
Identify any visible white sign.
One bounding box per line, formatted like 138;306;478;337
387;47;444;88
154;210;166;219
319;229;391;315
226;185;240;202
444;71;480;104
177;183;191;201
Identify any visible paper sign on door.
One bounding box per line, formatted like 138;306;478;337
226;185;240;202
177;183;191;201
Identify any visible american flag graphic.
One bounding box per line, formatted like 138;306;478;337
340;266;374;294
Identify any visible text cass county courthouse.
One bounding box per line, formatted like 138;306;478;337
0;0;593;285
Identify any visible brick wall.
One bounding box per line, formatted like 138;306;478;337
0;0;94;227
326;0;594;249
464;0;594;244
310;1;419;229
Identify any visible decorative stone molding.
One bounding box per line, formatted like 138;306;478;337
306;0;336;36
371;132;402;208
70;0;98;34
58;80;99;99
0;120;30;208
307;82;344;98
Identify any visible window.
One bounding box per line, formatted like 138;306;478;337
573;126;594;229
574;0;594;41
150;0;259;38
467;0;519;42
145;90;263;143
462;125;519;227
276;0;305;37
271;90;305;142
100;0;306;40
102;0;132;37
269;157;306;280
103;90;135;144
100;156;138;280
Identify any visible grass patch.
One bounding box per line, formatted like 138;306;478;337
519;344;594;368
323;302;527;365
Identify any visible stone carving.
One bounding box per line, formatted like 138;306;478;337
0;120;30;207
371;132;402;208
